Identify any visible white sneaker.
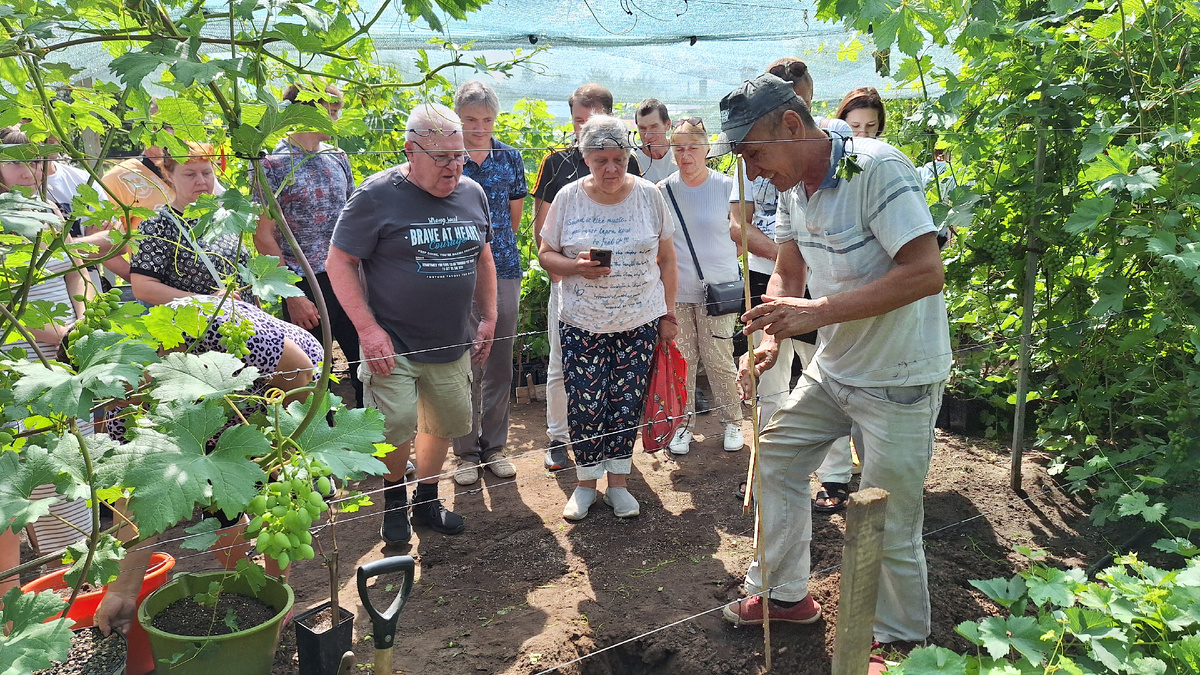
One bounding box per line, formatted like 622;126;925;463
405;460;417;476
723;424;745;452
668;428;692;455
603;487;640;518
453;461;480;486
563;486;599;521
486;456;517;478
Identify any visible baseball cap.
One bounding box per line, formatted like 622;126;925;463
708;74;798;158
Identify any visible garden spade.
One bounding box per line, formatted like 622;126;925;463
356;556;415;674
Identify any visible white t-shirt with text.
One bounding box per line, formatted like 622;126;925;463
542;177;675;334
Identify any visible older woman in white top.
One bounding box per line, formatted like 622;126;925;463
658;119;745;455
538;115;678;521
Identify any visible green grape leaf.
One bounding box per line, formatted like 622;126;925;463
70;331;160;399
169;57;222;87
240;255;303;304
1163;243;1200;273
9;361;88;418
0;191;60;238
146;351;259;402
107;51;170;88
0;447;62;532
1063;195;1115;235
976;615;1046;665
894;646;968;674
62;533;126;589
1169;635;1200;671
180;517;223;552
1060;606;1124;641
1025;567;1084;607
142;303;207;349
1089;275;1128;317
1088;636;1129;672
49;432;116;502
187;190;259;241
969;575;1027;611
279;394;388;479
1124;656;1167;675
116;400;266;535
1115;491;1167;522
235;558;267;595
0;590;72;674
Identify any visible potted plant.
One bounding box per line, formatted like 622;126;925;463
293;479;357;675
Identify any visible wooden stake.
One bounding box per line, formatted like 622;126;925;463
738;157;759;517
831;487;890;675
734;158;772;671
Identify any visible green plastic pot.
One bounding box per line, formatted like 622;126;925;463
136;572;294;675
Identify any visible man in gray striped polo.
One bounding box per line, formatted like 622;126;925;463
716;74;951;659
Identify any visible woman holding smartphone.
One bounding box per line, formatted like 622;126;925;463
538;115;678;522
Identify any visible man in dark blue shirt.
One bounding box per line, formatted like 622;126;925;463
450;81;529;486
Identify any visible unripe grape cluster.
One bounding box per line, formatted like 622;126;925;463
244;463;335;570
218;316;254;359
68;288;123;344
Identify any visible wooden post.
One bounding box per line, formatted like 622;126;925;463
1010;132;1046;492
831;487;890;675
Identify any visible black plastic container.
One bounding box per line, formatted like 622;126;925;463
294;602;355;675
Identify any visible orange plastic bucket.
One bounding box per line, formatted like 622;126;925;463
22;552;175;675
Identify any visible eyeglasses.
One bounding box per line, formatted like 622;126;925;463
673;117;706;130
584;130;634;151
409;140;469;167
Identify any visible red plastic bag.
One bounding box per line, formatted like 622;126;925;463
641;341;688;453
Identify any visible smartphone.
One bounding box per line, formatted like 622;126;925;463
589;247;612;268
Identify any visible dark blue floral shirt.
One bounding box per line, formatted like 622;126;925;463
463;139;528;280
253;139;355;274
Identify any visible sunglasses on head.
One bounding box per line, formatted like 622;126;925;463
673;117;705;129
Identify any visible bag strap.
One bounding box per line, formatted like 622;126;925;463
664;183;706;282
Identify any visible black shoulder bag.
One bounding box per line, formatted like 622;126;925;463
665;183;744;317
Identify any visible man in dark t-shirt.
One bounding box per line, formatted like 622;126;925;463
328;102;497;546
530;83;641;471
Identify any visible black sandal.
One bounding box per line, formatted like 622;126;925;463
812;482;850;514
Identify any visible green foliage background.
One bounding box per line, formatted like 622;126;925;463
821;0;1200;532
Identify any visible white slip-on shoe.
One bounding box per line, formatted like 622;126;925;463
668;428;693;455
453;461;481;486
563;486;599;521
723;423;745;452
603;486;641;518
486;456;517;478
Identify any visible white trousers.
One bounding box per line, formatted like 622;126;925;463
545;282;569;444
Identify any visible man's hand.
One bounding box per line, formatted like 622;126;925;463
285;295;319;330
472;317;496;366
95;589;139;637
742;294;826;340
737;339;780;400
359;324;396;376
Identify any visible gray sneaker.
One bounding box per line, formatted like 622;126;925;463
544;443;570;471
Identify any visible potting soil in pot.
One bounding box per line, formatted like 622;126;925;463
151;593;277;636
33;626;126;675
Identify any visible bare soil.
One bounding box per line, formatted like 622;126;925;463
140;392;1150;675
150;593;277;637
